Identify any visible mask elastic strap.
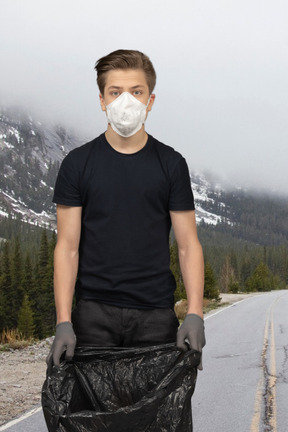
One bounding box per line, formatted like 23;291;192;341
146;95;151;108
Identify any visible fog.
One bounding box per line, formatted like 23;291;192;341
1;0;288;195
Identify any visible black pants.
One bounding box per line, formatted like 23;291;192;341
72;300;179;347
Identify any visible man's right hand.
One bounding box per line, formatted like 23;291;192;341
46;321;76;367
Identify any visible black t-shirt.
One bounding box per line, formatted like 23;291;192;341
53;133;195;309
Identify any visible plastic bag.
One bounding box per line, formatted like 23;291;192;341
42;343;200;432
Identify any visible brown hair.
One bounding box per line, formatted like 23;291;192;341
95;49;156;95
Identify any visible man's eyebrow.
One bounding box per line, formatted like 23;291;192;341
107;85;146;90
107;86;123;90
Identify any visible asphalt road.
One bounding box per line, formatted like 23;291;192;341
1;290;287;432
193;289;288;432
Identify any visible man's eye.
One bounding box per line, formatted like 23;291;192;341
133;90;142;96
111;91;120;96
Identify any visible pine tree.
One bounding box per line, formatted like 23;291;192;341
0;241;12;330
33;229;50;338
33;229;57;338
38;229;49;283
0;253;7;330
41;231;57;336
246;262;273;292
32;259;42;338
240;254;252;288
21;253;35;298
204;262;219;300
18;294;35;339
10;236;23;327
21;252;38;333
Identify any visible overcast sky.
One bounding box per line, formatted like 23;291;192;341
1;0;288;195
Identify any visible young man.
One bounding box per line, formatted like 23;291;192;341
47;49;205;370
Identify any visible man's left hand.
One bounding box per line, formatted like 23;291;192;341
177;313;206;370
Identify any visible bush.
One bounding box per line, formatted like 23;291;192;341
174;300;188;321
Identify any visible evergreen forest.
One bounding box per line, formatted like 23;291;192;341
0;218;56;339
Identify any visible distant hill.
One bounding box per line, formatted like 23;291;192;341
192;175;288;246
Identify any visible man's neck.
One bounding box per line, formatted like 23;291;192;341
105;125;148;154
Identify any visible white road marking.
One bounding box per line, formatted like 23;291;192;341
0;407;42;431
204;297;252;320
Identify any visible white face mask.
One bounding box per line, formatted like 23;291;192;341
105;92;150;138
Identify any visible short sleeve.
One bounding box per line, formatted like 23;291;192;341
169;158;195;211
52;153;82;206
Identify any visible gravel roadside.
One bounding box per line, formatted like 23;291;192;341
0;293;262;426
0;338;52;426
204;292;264;317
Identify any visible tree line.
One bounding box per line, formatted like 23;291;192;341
171;233;287;302
0;218;287;340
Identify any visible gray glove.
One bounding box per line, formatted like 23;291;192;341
46;321;76;367
177;313;206;370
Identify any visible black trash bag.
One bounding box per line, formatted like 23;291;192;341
42;343;200;432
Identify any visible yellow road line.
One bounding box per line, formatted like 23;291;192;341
250;373;264;432
269;318;277;430
250;312;269;432
250;298;278;431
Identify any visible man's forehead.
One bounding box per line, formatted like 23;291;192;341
104;69;149;88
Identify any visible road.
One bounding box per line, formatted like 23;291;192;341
193;290;288;432
1;289;287;432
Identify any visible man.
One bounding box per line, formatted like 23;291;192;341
47;49;205;371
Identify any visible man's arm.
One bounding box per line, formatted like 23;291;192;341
46;204;82;367
170;210;204;317
170;210;205;366
54;204;82;323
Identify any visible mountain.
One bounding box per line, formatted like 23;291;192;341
0;106;83;229
1;105;288;246
191;173;231;226
192;174;288;246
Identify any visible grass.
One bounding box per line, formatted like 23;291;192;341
0;328;35;351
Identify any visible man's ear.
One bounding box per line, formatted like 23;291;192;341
147;94;156;112
99;94;106;112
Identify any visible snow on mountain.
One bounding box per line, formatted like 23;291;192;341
191;173;232;226
0;190;56;229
